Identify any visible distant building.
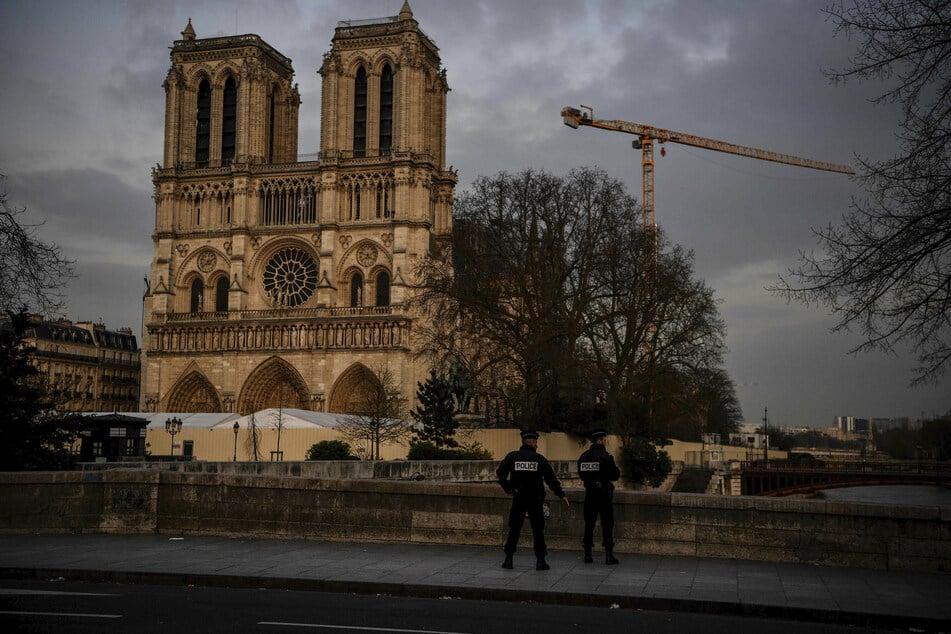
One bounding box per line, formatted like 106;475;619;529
24;316;140;412
834;416;855;432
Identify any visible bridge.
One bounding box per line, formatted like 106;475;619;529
740;459;951;496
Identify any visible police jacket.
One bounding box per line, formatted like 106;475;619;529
577;443;621;490
496;445;566;499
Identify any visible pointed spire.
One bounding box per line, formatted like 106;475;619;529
181;18;196;41
398;1;413;21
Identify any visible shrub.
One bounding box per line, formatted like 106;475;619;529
618;438;672;487
407;441;493;460
305;440;358;460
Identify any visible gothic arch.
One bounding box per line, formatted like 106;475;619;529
211;271;230;311
184;65;215;90
369;51;398;75
328;363;383;415
165;367;222;412
175;246;230;286
238;356;310;414
247;235;317;275
345;54;372;77
215;64;241;88
336;238;391;279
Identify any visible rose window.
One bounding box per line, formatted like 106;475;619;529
262;247;318;307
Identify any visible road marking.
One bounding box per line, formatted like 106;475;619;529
0;589;118;596
0;610;122;619
259;623;470;634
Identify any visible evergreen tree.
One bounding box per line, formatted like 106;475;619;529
0;311;82;470
410;369;459;448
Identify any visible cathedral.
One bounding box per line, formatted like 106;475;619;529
141;2;455;415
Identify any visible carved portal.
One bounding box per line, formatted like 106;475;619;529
238;357;310;414
328;364;382;414
166;371;221;412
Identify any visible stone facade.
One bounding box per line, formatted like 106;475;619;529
24;316;140;412
142;2;455;415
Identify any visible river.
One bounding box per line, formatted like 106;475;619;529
815;484;951;508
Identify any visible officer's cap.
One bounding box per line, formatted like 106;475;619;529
591;430;608;440
520;430;539;440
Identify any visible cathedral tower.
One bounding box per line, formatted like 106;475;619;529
142;3;455;416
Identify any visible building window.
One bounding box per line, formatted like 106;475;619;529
350;271;364;307
262;247;318;308
190;279;204;313
379;64;393;155
215;277;229;312
268;88;277;163
375;271;390;306
353;67;367;157
221;76;237;164
261;180;316;225
195;79;211;167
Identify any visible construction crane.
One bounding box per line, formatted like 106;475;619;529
561;105;854;231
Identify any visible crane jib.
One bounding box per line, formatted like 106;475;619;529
561;107;854;176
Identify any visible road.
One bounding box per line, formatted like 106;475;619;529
0;578;899;633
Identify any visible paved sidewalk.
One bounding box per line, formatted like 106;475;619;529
0;534;948;630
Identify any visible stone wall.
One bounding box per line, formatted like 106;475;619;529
0;470;947;573
75;459;575;484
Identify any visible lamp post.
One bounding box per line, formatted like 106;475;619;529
165;417;182;456
233;421;240;462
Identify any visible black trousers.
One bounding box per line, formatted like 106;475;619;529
504;494;547;558
582;487;615;549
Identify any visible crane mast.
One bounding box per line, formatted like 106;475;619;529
561;105;854;231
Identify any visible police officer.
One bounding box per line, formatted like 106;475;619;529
496;430;569;570
578;430;621;564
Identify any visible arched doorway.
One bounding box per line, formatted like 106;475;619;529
165;370;221;412
238;357;310;414
328;363;384;414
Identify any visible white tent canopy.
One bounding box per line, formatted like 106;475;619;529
212;408;352;430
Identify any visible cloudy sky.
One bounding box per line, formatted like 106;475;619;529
1;0;947;427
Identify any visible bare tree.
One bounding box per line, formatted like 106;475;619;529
773;0;951;384
244;411;263;461
337;366;410;460
582;219;728;442
0;174;74;315
414;167;730;446
414;168;613;430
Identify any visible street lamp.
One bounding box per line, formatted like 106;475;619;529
233;421;240;462
165;417;182;456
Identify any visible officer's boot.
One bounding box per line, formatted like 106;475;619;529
536;557;550;571
501;554;514;569
605;549;619;565
583;546;593;563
